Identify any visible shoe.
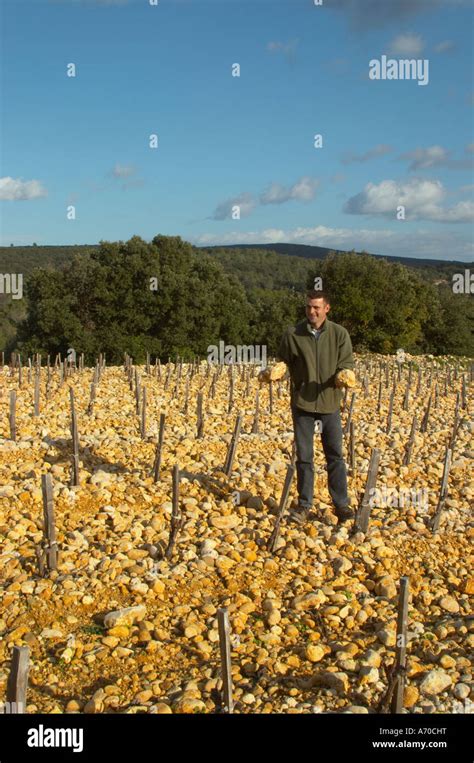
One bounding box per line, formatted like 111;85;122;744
334;506;355;524
289;505;311;524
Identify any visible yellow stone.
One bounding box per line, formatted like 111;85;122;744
107;626;130;639
461;578;474;595
102;636;120;648
439;654;456;669
135;690;152;703
404;686;419;708
66;700;82;712
305;644;325;663
155;702;172;714
407;661;425;677
175;697;206;713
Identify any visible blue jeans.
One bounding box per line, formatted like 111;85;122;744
291;405;350;511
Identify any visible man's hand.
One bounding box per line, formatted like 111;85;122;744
258;361;288;384
334;369;356;388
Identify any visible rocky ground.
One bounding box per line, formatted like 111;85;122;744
0;355;472;714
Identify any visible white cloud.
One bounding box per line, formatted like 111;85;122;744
399;145;449;170
341;144;393;165
389;32;425;56
260;177;319;204
0;177;48;201
344;178;474;222
434;40;455;53
210;192;256;221
431;200;474;222
212;177;320;219
190;225;474;261
398;145;474;170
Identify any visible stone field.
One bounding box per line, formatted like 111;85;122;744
0;354;472;714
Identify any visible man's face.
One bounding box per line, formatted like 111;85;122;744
306;298;330;327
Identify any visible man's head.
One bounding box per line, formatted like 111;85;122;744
305;290;330;328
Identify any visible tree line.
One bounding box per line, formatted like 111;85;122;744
3;234;473;363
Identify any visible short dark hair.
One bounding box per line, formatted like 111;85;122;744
306;289;330;304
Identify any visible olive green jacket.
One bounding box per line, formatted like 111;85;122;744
277;318;354;413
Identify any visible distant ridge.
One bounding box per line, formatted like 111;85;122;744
199;242;472;269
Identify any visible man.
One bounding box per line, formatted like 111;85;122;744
277;290;355;525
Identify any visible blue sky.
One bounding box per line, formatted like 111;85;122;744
1;0;473;260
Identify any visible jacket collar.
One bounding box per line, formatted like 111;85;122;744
306;318;329;334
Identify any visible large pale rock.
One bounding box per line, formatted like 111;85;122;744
359;666;379;685
332;557;352;574
420;670;452;696
89;469;116;486
174;696;206;713
103;605;146;628
291;591;327;611
210;515;240;531
375;576;397;599
439;596;459;614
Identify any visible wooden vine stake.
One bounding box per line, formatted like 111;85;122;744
183;376;190;415
449;406;460;450
419;392;432;433
6;645;30;714
377;381;382;415
267;464;296;553
390;577;410;714
290;440;296;468
165;465;183;560
41;473;58;571
415;367;422;396
87;382;96;415
223;413;242;477
9;389;17;441
153;413;166;483
431;446;452;533
70;387;80;487
196;392;204;439
228;372;234;414
461;375;467;410
354;448;381;534
403;415;417;466
135;369;141;414
34;369;40;417
386;389;394;434
251;388;260;434
141;386;147;439
348;421;355;475
343;392;356;436
217;607;234;714
363;374;369;397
